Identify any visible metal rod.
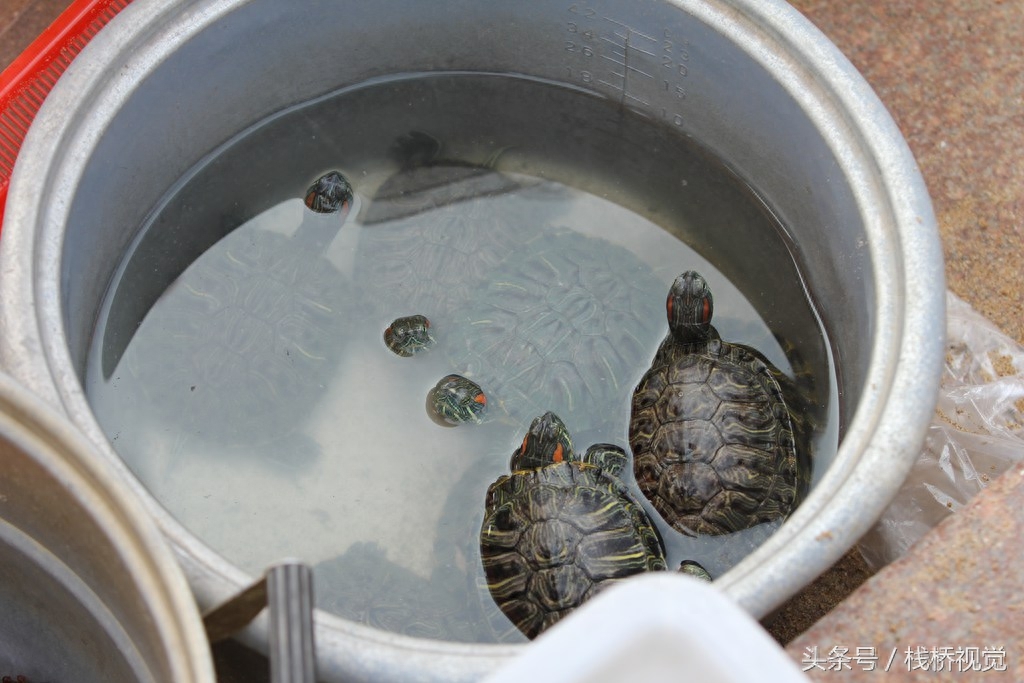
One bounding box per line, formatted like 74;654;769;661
200;560;316;683
267;562;316;683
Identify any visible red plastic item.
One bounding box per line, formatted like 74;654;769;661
0;0;133;230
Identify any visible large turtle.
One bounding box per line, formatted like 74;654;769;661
629;270;810;536
119;171;355;461
480;412;667;639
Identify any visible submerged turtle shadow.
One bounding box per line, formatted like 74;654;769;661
112;175;356;471
313;537;517;644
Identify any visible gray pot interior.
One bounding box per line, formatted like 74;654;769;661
64;0;873;402
1;0;944;681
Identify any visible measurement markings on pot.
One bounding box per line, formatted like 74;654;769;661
565;3;690;126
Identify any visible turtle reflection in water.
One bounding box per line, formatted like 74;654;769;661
630;271;812;536
121;171;355;465
479;412;667;639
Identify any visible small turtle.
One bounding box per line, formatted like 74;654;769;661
480;412;667;639
305;171;354;213
384;314;435;357
630;271;810;536
429;374;488;425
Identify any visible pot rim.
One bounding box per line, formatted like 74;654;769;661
0;0;944;678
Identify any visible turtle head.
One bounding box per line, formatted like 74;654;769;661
304;171;354;215
666;270;714;342
510;412;574;471
383;314;434;357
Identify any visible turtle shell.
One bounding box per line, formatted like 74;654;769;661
629;337;801;536
122;199;352;457
429;374;488;425
480;456;666;639
383;314;435;357
430;453;532;644
450;228;665;435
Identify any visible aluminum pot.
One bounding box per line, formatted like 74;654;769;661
0;0;944;680
0;371;215;682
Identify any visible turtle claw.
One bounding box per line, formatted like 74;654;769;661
678;560;713;582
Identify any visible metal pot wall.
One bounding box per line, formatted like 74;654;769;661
0;371;215;682
0;0;945;681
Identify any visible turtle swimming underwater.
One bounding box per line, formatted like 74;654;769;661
480;412;667;639
629;270;810;536
121;171;355;461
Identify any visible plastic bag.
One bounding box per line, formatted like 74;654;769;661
857;290;1024;569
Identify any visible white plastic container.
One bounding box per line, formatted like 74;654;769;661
484;574;809;683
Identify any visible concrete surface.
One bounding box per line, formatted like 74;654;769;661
781;2;1024;678
787;462;1024;681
